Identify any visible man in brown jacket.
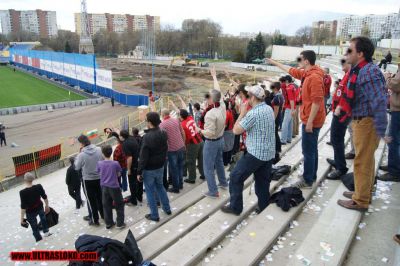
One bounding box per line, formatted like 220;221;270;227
379;64;400;182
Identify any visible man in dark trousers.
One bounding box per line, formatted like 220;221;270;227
120;129;142;205
75;135;104;226
66;157;83;209
378;51;392;71
111;97;115;107
0;124;6;147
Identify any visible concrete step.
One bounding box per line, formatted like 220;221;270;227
151;117;332;265
285;141;386;266
112;135;302;244
203;141;336;266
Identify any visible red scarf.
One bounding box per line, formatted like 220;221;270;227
199;102;220;129
338;60;368;123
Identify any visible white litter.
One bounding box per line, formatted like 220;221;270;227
266;215;274;221
358;222;367;229
382;257;389;263
356;236;361;241
204;257;210;263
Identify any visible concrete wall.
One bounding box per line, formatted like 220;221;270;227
377;39;400;49
0;98;104;116
230;62;283;73
303;45;341;55
271;45;303;61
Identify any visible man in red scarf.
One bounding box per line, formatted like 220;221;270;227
326;59;352;180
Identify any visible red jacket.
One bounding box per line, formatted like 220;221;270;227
323;74;332;97
113;143;127;169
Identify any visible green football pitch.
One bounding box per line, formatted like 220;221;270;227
0;66;86;108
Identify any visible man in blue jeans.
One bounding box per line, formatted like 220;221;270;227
20;172;52;242
197;66;228;198
379;69;400;182
160;109;186;193
268;50;326;189
222;85;275;215
138;112;172;222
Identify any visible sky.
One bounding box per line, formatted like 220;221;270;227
0;0;399;35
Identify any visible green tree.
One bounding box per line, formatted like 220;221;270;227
272;31;288;45
246;39;256;63
233;50;245;62
253;32;266;60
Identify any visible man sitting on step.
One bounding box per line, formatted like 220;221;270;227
221;85;275;215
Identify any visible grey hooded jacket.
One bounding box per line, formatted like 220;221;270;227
74;144;103;181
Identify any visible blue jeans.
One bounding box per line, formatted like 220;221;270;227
168;148;185;191
26;208;49;242
281;109;293;143
119;168;128;192
143;167;171;220
330;115;350;173
229;153;273;214
203;138;227;195
302;124;321;185
388;111;400;176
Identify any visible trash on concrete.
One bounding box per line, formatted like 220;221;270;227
382;257;389;263
358;222;367;229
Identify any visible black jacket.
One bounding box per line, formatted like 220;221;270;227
69;230;143;266
138;127;168;174
66;165;82;187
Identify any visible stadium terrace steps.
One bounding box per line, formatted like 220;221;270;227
151;116;332;265
205;141;338;266
285;141;386;266
110;129;304;245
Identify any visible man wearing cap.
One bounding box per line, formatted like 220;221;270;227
222;85;275;215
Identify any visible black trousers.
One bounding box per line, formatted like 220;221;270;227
68;184;82;209
83;179;103;222
0;137;7;146
128;168;143;204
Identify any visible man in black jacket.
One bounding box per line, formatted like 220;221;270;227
66;157;83;209
120;129;142;206
137;112;171;222
379;51;392;70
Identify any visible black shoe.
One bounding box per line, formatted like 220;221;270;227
199;176;205;180
157;201;161;207
327;141;332;146
184;179;195;184
378;173;400;182
221;205;240;216
280;142;287;146
168;188;179;194
345;153;355;160
89;221;100;226
326;158;336;168
106;222;115;229
255;207;263;214
327;170;344;180
379;165;389;172
116;223;126;229
165;210;172;215
145;214;160;222
83;216;90;221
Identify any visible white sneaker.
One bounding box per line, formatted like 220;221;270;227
291;178;313;189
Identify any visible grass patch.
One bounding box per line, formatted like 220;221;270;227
0;66;86;108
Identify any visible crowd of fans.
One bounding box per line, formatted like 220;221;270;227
19;36;399;245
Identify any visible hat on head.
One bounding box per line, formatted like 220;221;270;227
245;85;265;99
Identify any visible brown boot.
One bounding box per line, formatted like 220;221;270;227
394;235;400;245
